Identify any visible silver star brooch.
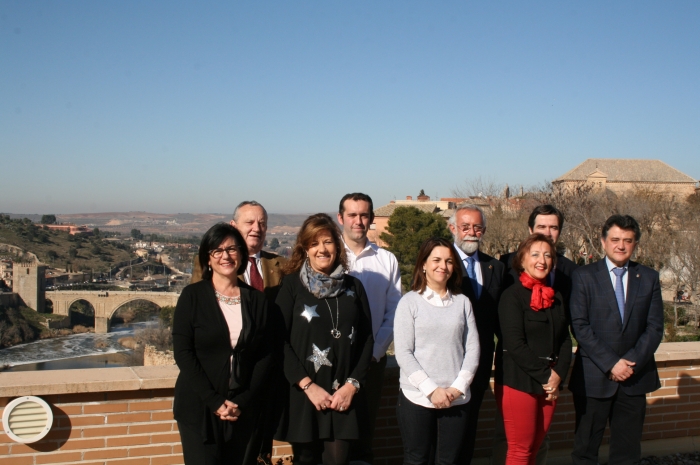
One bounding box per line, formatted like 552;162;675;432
301;304;319;322
307;344;333;372
332;379;340;390
346;289;355;297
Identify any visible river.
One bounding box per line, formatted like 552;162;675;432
0;321;157;372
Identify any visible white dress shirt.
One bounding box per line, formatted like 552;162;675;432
242;251;264;286
453;245;483;290
605;257;629;299
343;238;402;361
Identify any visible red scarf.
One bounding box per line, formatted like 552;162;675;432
519;272;555;311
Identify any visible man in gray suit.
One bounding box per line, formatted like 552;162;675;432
569;214;664;465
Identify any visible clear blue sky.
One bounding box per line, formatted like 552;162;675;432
2;1;699;214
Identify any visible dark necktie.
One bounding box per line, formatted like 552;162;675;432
248;257;264;292
466;256;481;299
612;267;626;321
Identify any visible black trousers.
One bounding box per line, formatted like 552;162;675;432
572;390;647;465
178;420;258;465
350;355;387;464
397;390;471;465
459;359;491;465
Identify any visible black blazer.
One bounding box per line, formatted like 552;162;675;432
455;247;505;385
172;280;274;434
568;259;664;398
500;252;577;307
495;280;572;394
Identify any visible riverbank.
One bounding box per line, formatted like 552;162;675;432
2;352;130;372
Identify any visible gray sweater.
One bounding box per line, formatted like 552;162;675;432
394;291;480;407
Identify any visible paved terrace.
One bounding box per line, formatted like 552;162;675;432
2;342;700;465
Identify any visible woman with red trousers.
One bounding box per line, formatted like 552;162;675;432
494;234;572;465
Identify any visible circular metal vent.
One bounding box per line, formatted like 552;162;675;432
2;396;53;444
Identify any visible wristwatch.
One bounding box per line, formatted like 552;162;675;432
345;378;360;392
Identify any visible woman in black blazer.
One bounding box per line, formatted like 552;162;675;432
494;234;572;465
173;223;274;465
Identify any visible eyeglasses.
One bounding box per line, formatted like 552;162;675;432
458;224;484;234
209;246;239;258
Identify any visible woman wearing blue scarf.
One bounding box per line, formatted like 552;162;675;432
275;213;374;465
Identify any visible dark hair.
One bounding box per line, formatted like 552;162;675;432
232;200;267;222
512;234;557;274
198;223;249;280
410;237;462;295
601;215;641;241
282;213;348;275
528;205;564;231
339;193;374;223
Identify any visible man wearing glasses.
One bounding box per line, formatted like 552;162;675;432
448;203;505;465
191;200;286;297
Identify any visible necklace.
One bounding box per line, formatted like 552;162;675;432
215;290;241;305
325;298;341;339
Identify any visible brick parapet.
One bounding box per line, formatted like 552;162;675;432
1;342;699;464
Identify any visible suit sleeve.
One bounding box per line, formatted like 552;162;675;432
275;276;311;386
172;287;227;412
569;269;621;374
554;305;572;381
621;271;664;367
498;290;551;384
349;278;375;385
231;293;275;409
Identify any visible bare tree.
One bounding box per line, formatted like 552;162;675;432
453;176;505;199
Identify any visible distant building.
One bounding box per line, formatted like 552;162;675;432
41;224;93;235
553;159;697;197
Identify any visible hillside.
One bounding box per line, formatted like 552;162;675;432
0;215;133;273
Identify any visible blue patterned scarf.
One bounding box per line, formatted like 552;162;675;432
299;260;346;298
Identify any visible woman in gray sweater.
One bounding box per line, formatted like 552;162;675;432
394;237;480;465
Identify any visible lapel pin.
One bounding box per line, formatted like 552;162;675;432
636;274;640;278
489;265;493;269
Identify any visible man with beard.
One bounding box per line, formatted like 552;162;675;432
492;204;578;465
338;192;402;465
448;204;505;465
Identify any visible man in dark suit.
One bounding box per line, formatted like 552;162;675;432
448;203;505;465
191;201;286;299
569;215;663;465
500;204;577;301
493;204;578;465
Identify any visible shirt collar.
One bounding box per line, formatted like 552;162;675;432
605;256;628;272
251;251;261;260
423;286;452;303
453;244;479;263
342;237;375;258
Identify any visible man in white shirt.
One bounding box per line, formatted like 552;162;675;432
338;192;402;465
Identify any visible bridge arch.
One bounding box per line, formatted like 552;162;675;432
45;291;180;333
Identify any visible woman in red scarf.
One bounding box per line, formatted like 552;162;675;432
494;234;572;465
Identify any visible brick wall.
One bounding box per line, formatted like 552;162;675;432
1;343;699;464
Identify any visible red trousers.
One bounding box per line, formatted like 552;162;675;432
495;384;556;465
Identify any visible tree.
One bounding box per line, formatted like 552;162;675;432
379;206;452;289
47;250;59;261
269;238;280;250
131;229;143;240
41;214;57;224
68;247;78;259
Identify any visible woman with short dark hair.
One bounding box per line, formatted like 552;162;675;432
275;213;374;465
494;233;572;465
173;223;274;465
394;237;480;465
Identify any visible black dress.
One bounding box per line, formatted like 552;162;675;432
274;271;374;443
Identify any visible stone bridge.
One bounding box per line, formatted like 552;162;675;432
45;290;180;333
